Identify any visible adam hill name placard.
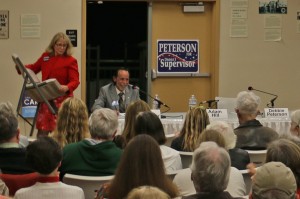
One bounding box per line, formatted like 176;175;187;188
206;109;228;119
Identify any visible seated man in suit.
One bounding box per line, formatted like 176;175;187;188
59;108;122;179
182;141;244;199
91;67;140;113
14;137;84;199
0;102;33;174
234;91;278;150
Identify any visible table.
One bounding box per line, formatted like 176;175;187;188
117;112;291;136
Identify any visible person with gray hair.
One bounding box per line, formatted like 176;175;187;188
290;109;300;137
59;108;122;179
0;102;33;174
182;142;244;199
234;91;278;150
206;121;250;170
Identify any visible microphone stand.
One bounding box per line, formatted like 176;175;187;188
248;87;278;108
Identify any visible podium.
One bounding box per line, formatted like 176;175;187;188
12;54;65;136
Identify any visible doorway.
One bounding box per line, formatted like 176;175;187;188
86;1;148;111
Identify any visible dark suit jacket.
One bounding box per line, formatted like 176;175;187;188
91;83;140;112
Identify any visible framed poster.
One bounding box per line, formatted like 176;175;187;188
0;10;9;39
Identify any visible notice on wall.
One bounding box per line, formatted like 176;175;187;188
21;14;41;38
264;15;282;41
157;40;199;74
230;0;248;8
230;1;248;38
0;10;9;39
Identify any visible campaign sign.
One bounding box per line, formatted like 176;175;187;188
157;40;199;73
22;92;38;118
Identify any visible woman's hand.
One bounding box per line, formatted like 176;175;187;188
59;85;69;93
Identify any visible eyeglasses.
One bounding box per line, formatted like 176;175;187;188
55;43;67;48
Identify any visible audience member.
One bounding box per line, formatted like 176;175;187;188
290;110;300;137
171;106;210;151
206;121;250;170
234;91;278;150
51;97;90;148
182;141;244;199
0;179;9;197
174;133;246;197
251;162;297;199
91;67;140;113
126;186;171;199
14;137;84;199
134;111;182;172
59;108;122;178
107;134;179;199
122;100;151;144
0;102;33;174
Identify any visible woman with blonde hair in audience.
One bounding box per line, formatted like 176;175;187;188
171;106;210;151
122;100;150;144
51;97;90;148
103;134;179;199
206;121;250;170
126;186;171;199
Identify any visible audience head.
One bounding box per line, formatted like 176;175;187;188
180;106;210;151
134;111;166;145
109;134;178;199
26;137;62;175
266;138;300;188
0;102;19;143
252;162;297;199
126;186;171;199
290;110;300;136
190;141;231;193
198;129;226;148
52;97;90;147
123;100;151;143
89;108;118;140
206;121;237;150
236;91;260;117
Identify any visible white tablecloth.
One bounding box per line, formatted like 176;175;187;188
117;113;291;136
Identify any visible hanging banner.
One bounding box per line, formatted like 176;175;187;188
157;40;199;74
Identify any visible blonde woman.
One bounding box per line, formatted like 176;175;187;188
51;97;90;148
171;106;210;151
127;186;171;199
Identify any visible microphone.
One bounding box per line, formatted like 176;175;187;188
247;86;278;108
199;99;219;104
130;85;170;108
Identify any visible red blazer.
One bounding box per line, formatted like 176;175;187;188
26;52;80;95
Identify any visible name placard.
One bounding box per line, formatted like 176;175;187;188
206;109;228;119
264;108;289;118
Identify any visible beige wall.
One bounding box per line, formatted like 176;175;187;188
219;0;300;111
0;0;82;136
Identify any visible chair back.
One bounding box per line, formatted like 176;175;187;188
63;173;114;199
166;170;179;181
165;134;175;147
246;150;267;166
179;151;193;169
0;172;39;196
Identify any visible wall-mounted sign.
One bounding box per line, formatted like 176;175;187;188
0;10;9;39
66;29;77;47
157;40;199;74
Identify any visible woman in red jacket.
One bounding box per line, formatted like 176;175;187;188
26;32;80;137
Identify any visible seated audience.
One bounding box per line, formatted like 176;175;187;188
171;106;210;151
107;134;179;199
14;137;84;199
51;97;90;148
0;102;33;174
59;108;122;178
174;132;246;197
122;100;151;144
126;186;171;199
290;109;300;137
182;141;244;199
206;121;250;170
234;91;278;150
251;162;297;199
134;111;182;172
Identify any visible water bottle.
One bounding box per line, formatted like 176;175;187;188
152;94;160;110
189;95;197;110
